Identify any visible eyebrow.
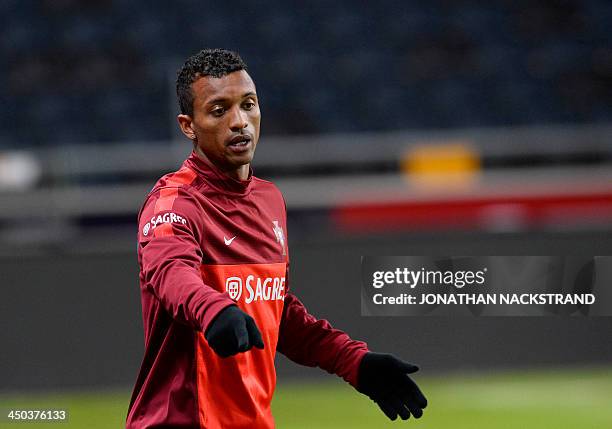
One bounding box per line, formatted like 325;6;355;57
206;92;257;105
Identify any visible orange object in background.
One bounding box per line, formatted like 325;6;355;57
401;141;481;187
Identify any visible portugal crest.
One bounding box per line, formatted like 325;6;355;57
272;220;286;255
225;276;243;301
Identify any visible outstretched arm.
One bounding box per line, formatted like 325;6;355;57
277;292;369;386
277;292;427;420
139;186;262;357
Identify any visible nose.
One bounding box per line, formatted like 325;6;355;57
228;106;248;131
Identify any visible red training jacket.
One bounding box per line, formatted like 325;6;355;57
126;150;368;429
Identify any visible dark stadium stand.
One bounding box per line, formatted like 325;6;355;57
2;0;611;146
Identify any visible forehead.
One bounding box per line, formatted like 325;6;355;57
191;70;256;104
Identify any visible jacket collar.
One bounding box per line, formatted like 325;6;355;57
185;150;253;196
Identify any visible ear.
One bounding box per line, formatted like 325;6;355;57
177;114;197;141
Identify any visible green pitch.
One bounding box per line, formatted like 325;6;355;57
1;367;611;428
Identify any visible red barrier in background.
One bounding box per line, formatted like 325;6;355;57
333;191;612;232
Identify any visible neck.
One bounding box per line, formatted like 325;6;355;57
228;165;250;181
194;147;250;181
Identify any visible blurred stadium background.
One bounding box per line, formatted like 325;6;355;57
1;0;612;427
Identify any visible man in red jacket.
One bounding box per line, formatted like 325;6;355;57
126;48;427;428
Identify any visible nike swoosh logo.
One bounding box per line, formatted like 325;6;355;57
224;236;236;246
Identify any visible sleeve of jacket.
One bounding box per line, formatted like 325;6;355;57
137;186;235;332
277;289;369;388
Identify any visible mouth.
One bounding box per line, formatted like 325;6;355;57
226;134;253;154
227;134;252;147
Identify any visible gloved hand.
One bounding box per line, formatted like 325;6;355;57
204;305;264;357
357;352;427;421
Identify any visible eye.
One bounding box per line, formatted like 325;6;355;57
211;106;225;116
243;100;256;110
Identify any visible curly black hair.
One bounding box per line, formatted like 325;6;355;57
176;48;248;116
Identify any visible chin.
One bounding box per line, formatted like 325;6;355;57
226;155;252;168
229;151;254;164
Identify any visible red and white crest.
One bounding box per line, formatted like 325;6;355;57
225;276;243;301
272;220;286;255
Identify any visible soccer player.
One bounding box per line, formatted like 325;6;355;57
126;49;427;428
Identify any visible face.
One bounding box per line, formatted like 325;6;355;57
177;70;260;180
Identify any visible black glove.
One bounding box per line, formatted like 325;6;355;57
357;352;427;421
204;305;264;358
